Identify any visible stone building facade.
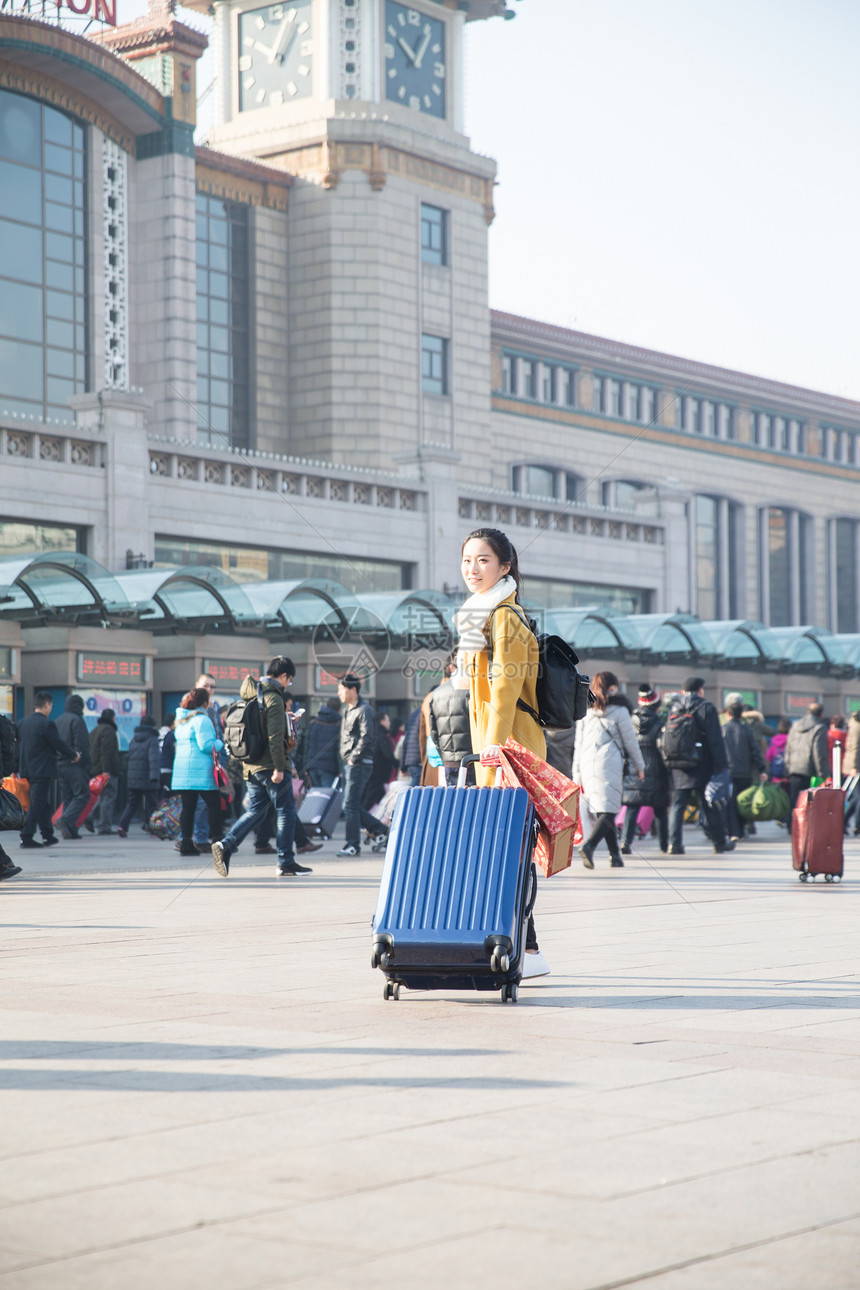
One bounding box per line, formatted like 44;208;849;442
1;0;860;723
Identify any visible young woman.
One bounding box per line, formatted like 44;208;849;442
573;671;644;869
171;687;224;856
456;527;549;978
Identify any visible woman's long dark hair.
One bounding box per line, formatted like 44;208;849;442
461;528;523;600
590;671;619;713
180;687;210;711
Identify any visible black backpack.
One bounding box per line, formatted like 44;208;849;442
660;707;704;769
221;690;267;763
487;605;591;729
0;713;18;777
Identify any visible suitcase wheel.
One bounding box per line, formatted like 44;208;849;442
490;949;511;975
825;873;837;883
799;871;809;882
501;983;518;1004
383;982;400;1001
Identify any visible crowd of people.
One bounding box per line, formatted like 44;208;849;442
570;681;859;869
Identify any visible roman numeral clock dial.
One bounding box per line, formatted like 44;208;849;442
384;2;446;119
237;1;314;112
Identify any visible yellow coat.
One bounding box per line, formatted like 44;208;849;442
464;591;546;786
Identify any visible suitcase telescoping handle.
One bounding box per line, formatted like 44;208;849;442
457;753;503;788
833;744;842;791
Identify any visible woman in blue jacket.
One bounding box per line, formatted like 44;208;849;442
171;688;224;856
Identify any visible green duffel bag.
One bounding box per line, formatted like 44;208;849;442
751;782;791;821
736;785;758;820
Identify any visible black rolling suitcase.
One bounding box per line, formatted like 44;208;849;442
371;755;538;1004
299;778;342;838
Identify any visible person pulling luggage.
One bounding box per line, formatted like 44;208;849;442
456;527;550;980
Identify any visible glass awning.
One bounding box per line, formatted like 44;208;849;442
115;566;260;628
632;613;715;658
699;620;780;664
239;579;354;633
0;553;130;622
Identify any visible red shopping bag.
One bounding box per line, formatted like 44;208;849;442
498;740;581;877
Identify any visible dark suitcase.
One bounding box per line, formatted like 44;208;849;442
299;778;342;838
792;787;844;882
371;760;538;1004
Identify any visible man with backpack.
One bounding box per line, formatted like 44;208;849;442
663;677;733;855
211;656;311;878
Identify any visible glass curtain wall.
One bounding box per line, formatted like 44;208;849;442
765;507;809;626
195;193;251;449
0;90;87;422
833;518;858;633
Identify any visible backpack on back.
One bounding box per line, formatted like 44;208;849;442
487;605;591;729
660;708;704;769
221;691;267;763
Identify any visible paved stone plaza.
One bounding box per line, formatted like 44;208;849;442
2;820;860;1289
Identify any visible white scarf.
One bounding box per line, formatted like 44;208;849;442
453;574;517;674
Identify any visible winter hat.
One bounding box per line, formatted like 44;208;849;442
638;684;660;706
684;676;705;694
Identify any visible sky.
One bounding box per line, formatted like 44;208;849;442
464;0;860;399
83;0;859;401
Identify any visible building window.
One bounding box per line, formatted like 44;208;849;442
541;364;555;403
520;358;536;399
0;90;88;424
832;519;859;633
422;333;448;395
607;378;621;416
560;367;576;407
196;193;251;450
154;537;410;593
762;507;810;627
420;203;446;265
592;376;604;413
501;352;516;395
512;464;582;502
695;496;741;619
640;386;655;425
0;518;84;558
702;401;717;436
602;479;648;509
527;576;651;615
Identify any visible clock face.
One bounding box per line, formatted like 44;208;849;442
384;2;446;119
237;1;314;112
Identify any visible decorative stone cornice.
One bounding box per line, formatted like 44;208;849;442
0;61;134;151
491;310;860;422
195;145;292;211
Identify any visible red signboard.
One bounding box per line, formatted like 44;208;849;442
1;0;117;25
785;692;821;713
203;659;262;685
77;651;145;683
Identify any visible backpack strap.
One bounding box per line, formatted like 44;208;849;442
484;604;540;721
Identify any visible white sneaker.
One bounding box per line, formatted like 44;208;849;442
521;950;551;980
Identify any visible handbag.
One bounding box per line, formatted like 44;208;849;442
1;774;29;811
0;787;25;832
212;752;233;802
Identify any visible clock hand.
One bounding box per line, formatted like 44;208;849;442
413;27;432;69
276;22;300;65
397;34;417;64
269;15;294;64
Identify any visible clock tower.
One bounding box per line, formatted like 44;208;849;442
182;0;512;469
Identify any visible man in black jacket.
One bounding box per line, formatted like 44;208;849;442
18;692;80;849
665;677;733;856
305;698;341;787
89;709;120;835
55;694;92;839
0;712;22;879
335;673;387;856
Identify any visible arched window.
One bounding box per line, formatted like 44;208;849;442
0;90;88;423
760;507;811;626
695;496;741;619
830;519;860;633
512;464;582;503
602;479;648;510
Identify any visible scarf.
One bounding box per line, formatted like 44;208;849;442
453;574;517;676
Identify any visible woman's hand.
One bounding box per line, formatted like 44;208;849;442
637;769;645;780
479;744;501;766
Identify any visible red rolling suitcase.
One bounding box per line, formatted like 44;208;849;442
791;747;844;883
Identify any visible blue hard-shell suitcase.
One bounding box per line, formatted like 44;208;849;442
371;764;538;1004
